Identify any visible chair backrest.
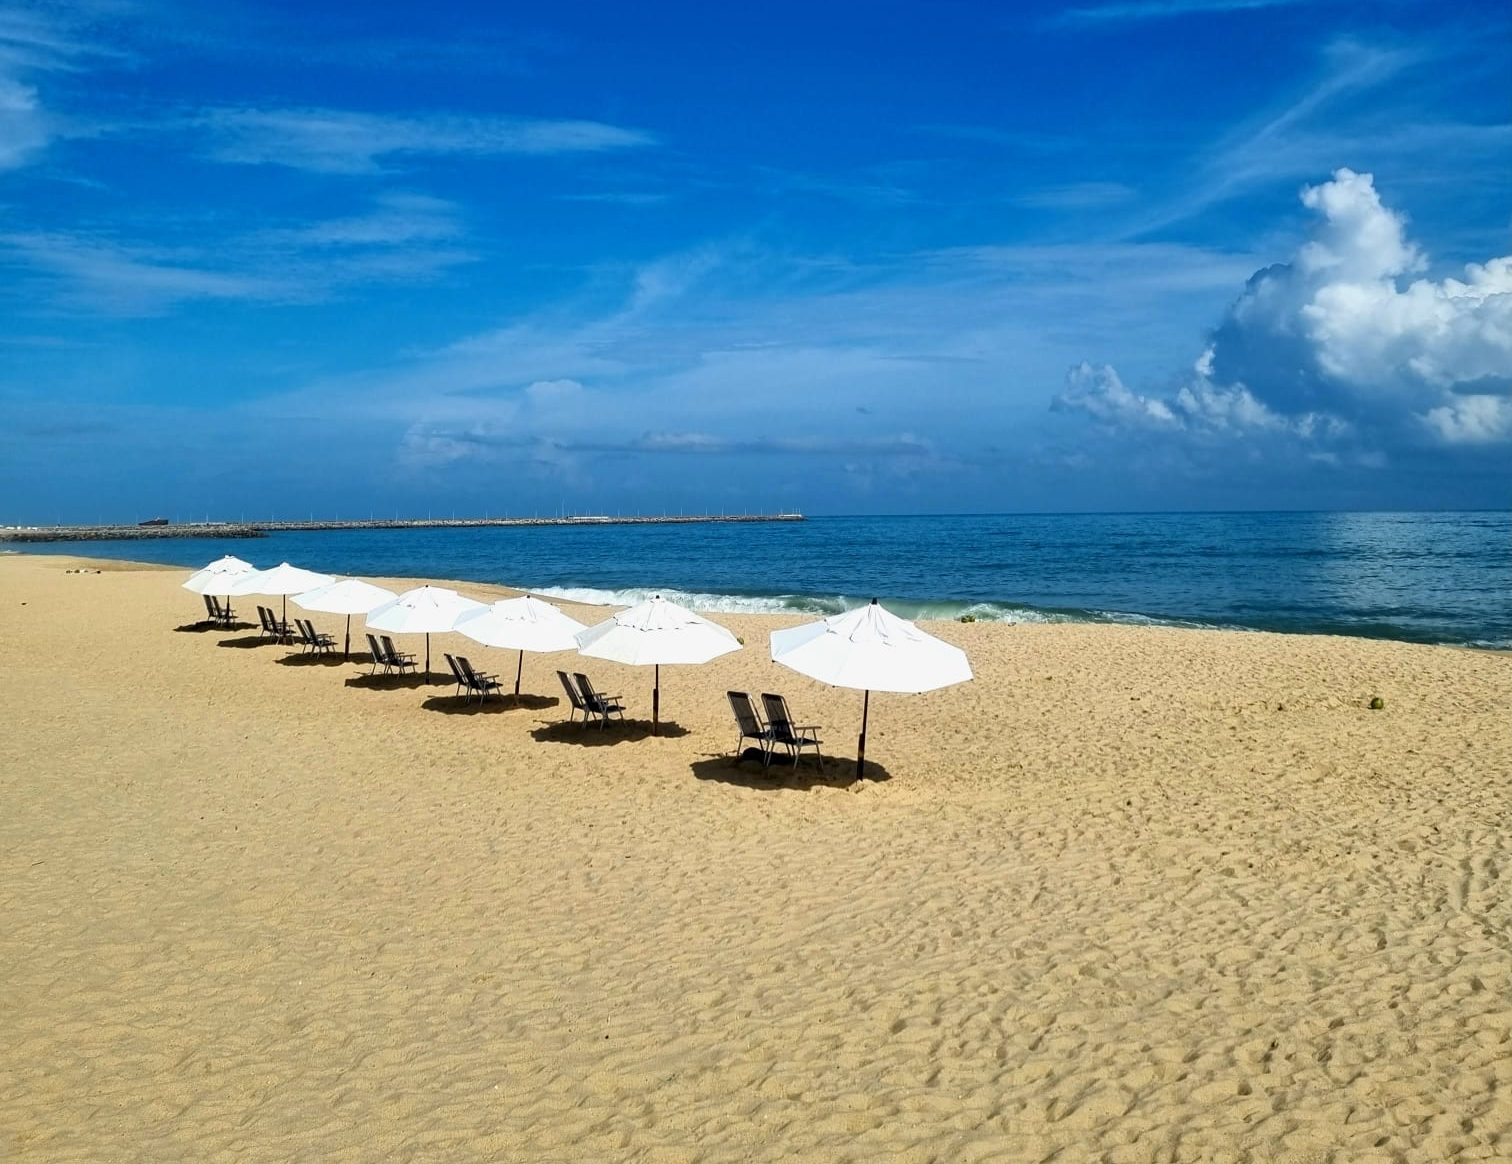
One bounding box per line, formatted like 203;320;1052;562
573;673;600;707
366;632;383;660
381;635;403;664
257;605;273;631
204;594;217;617
728;691;764;736
761;693;795;739
294;619;312;645
557;670;585;710
457;656;482;684
444;653;464;684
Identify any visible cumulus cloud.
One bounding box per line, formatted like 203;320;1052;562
1054;168;1512;453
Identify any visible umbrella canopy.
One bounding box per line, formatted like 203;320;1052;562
454;596;589;699
770;599;971;777
366;585;486;680
182;555;256;596
575;594;740;732
229;561;337;598
292;578;397;659
227;561;338;629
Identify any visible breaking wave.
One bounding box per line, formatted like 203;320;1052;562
526;584;1226;630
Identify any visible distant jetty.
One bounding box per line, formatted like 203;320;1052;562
0;513;805;544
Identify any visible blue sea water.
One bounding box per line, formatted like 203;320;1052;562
15;512;1511;649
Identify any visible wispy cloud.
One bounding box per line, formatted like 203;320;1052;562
1054;0;1319;27
1113;37;1434;237
1014;181;1137;210
0;4;126;170
255;191;463;248
0;231;286;312
194;106;656;174
0;191;477;314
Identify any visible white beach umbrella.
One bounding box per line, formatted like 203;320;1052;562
182;554;256;596
770;598;971;777
291;578;397;659
365;585;486;681
575;593;741;733
228;561;337;627
453;596;588;700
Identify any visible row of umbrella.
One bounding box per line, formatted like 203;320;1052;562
184;555;972;775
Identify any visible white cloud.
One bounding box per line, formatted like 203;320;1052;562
1055;168;1512;453
0;6;123;170
197;107;655;174
0;72;46;168
1422;395;1512;445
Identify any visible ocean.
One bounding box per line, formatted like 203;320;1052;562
15;511;1510;649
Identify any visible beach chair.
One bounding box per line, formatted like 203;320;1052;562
380;635;417;675
297;618;335;655
366;633;388;675
212;595;236;626
761;693;824;771
457;656;502;704
257;605;291;642
557;670;589;724
727;691;774;766
202;594;220;626
444;653;468;696
574;673;625;729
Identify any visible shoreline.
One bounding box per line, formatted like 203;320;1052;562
9;548;1508;653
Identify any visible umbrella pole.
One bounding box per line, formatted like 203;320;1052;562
857;689;870;779
652;664;660;736
425;633;432;682
515;650;524;703
344;614;351;660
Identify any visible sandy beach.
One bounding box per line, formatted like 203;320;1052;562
2;552;1508;1162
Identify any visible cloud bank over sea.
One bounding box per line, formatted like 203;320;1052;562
1053;169;1511;465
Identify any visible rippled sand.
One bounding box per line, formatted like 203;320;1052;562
2;553;1509;1162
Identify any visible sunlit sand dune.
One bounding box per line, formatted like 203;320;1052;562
2;554;1508;1162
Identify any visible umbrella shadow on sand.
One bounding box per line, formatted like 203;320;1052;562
690;753;888;791
530;718;692;746
216;635;284;650
174;621;255;634
415;692;560;714
275;654;350;669
420;693;563;715
421;694;514;715
344;672;432;691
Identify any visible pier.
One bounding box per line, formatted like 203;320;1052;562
0;513;805;543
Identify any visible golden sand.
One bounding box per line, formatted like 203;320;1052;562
2;552;1509;1162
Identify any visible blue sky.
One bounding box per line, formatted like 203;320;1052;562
1;0;1508;521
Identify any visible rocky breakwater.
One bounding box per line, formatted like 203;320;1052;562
0;523;264;543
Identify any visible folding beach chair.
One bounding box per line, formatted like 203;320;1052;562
727;691;774;766
297;618;335;655
574;673;625;729
760;693;824;771
381;636;417;675
444;653;468;696
557;670;589;724
366;633;388;675
457;656;502;704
